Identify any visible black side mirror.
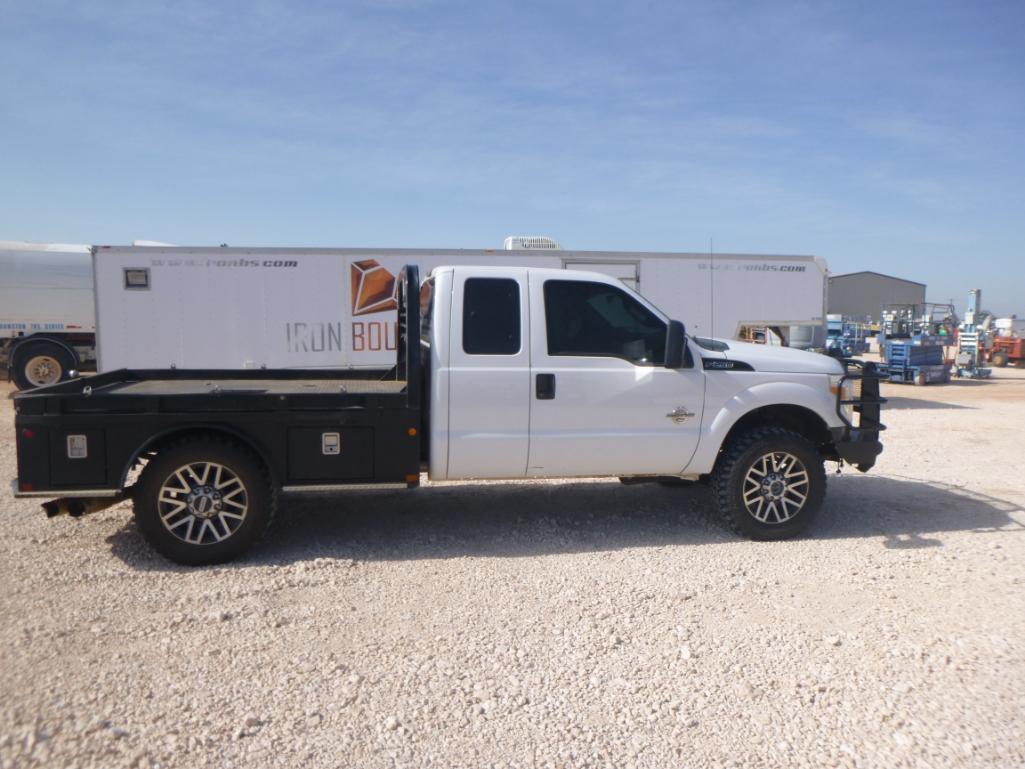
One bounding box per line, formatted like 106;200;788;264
665;320;686;369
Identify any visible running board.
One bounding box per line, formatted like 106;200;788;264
281;483;413;493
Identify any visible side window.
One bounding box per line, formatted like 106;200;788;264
462;278;521;355
544;280;666;364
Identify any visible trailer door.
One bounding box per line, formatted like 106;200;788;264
445;268;531;479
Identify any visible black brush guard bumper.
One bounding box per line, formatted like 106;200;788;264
831;359;887;472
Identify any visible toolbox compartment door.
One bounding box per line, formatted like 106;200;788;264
287;427;374;481
49;429;107;487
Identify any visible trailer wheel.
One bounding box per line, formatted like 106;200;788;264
134;438;276;565
12;341;75;390
712;427;825;540
991;351;1009;368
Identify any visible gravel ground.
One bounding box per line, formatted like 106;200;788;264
2;370;1024;769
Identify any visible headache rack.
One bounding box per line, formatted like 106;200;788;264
836;359;887;433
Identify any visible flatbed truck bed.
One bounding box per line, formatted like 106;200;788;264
14;267;425;507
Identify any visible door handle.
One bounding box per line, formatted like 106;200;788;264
536;373;556;400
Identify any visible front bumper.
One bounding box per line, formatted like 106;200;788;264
831;359;887;472
830;427;884;470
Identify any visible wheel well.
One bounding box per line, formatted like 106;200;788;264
121;427;274;488
12;335;79;365
721;405;832;452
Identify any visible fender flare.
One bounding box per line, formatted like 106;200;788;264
118;423;279;489
686;380;838;473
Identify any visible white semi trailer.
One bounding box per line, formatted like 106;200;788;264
93;242;828;372
0;241;96;388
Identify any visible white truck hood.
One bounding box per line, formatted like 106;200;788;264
696;338;843;375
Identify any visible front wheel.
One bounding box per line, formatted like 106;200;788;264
991;351;1009;368
134;438;276;565
712;427;825;540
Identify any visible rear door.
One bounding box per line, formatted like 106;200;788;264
527;275;704;476
445;268;532;479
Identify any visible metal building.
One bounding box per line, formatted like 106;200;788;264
828;271;926;321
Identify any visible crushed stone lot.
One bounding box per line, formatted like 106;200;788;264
2;371;1024;769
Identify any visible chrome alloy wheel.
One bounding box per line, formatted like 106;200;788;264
157;462;248;545
742;451;810;524
25;355;62;387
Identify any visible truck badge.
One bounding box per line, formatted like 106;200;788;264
666;407;695;424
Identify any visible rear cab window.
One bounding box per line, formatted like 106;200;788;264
462;278;521;355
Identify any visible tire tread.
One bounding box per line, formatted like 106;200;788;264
711;425;825;540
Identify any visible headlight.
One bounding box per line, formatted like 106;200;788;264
829;374;856;424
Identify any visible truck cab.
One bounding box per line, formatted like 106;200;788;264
426;266;704;480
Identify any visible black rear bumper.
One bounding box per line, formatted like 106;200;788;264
832;360;887;472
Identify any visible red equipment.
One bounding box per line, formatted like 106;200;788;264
988;337;1025;367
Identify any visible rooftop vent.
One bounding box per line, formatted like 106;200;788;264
503;236;562;250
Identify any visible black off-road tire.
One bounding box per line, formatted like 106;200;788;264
134;437;276;565
12;341;75;390
991;351;1009;368
712;426;826;540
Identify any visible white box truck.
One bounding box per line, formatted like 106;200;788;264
0;241;96;388
92;242;828;372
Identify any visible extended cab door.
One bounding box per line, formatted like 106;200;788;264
527;274;704;476
444;268;531;479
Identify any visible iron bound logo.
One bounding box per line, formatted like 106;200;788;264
285;259;401;355
349;260;399;352
351;260;399;317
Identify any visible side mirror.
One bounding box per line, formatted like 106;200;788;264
665;320;686;369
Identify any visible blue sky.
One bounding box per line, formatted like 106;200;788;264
2;0;1023;314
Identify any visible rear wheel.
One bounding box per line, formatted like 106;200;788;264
991;351;1009;368
134;438;276;565
712;427;825;540
12;341;75;390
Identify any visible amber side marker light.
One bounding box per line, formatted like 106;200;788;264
407;427;417;436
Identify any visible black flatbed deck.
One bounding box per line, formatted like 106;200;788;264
100;377;408;397
12;367;412;415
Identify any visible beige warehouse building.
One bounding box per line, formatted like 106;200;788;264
828;271;926;321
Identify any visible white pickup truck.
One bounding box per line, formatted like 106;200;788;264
13;265;884;565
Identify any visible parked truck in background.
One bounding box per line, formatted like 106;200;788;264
0;241;96;389
12;263;883;565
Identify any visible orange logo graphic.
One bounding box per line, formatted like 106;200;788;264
351;259;398;316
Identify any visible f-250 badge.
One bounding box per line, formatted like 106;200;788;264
702;358;754;371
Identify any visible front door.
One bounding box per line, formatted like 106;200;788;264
527;275;704;477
